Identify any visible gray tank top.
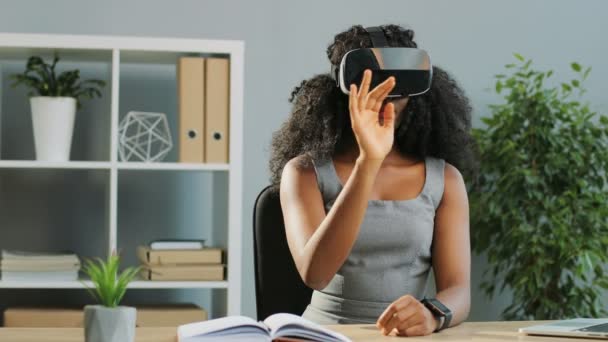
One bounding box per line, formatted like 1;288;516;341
301;156;445;324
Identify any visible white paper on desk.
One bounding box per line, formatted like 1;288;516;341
178;316;269;341
264;313;351;342
177;313;351;342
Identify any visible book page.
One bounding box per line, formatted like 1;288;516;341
180;336;266;342
177;316;270;340
264;313;351;342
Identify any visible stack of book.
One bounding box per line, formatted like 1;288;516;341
138;240;224;281
0;250;80;281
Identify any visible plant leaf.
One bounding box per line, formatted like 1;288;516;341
514;53;525;62
81;254;135;308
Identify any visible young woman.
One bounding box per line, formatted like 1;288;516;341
269;24;474;337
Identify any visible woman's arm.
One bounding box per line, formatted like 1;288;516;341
281;70;397;290
376;163;471;336
431;163;471;326
281;156;381;290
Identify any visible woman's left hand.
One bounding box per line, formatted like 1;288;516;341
376;295;438;336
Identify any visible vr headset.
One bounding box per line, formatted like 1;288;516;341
330;26;432;98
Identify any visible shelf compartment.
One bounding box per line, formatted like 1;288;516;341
117;51;231;165
117;170;228;269
0;168;110;263
0;49;113;162
117;58;179;163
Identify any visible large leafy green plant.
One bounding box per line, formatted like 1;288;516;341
10;53;106;109
82;255;140;308
470;53;608;320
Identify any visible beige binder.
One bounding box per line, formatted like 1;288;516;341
204;58;230;163
178;57;206;163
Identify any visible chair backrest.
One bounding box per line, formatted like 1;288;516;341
253;185;313;320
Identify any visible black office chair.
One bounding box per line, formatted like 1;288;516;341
253;185;313;320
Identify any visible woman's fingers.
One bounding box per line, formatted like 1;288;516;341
373;79;397;112
367;76;395;99
396;308;425;332
357;70;372;109
351;71;398;129
371;82;394;114
383;102;396;129
365;77;395;112
377;295;415;328
349;84;359;116
397;323;426;337
381;302;419;336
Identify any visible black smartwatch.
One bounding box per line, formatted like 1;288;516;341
421;298;452;332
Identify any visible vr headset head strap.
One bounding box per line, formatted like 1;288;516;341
364;26;389;47
330;26;390;85
331;64;339;85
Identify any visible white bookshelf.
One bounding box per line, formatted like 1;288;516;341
0;280;229;289
0;33;244;316
0;160;112;169
116;162;230;171
0;161;230;171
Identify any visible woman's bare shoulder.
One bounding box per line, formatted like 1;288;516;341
444;162;464;185
442;162;467;203
281;154;318;192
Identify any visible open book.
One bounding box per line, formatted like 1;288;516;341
177;313;351;342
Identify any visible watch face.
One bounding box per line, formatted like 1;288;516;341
423;298;452;331
427;298;450;315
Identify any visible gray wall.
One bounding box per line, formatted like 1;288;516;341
1;0;607;321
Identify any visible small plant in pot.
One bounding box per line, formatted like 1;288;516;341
82;254;140;342
10;53;105;161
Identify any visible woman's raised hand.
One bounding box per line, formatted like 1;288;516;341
349;69;396;162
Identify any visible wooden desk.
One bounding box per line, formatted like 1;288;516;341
0;321;577;341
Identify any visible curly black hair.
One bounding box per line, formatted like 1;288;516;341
269;24;476;185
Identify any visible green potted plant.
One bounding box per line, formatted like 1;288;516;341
10;53;105;161
82;254;140;342
470;53;608;319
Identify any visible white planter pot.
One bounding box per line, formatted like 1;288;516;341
84;305;136;342
30;96;76;161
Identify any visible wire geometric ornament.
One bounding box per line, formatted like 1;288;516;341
118;111;173;162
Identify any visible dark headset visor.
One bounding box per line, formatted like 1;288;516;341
338;47;432;97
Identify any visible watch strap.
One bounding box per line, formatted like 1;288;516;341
421;298;452;331
435;315;445;332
